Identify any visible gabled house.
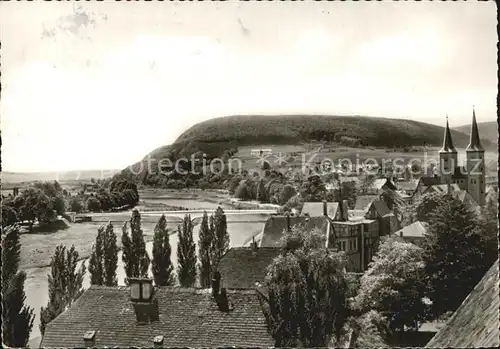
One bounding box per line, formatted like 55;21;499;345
40;278;274;348
413;184;479;211
301;201;340;219
354;195;400;235
365;178;397;195
259;200;381;273
426;259;499;348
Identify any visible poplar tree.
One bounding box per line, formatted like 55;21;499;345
89;225;105;285
211;207;230;271
122;209;150;281
40;245;86;335
152;215;175;286
103;222;118;286
1;225;35;347
177;214;197;287
198;212;213;288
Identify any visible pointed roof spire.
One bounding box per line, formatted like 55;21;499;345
439;114;457;153
466;106;484;152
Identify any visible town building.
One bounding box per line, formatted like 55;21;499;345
425;259;499;348
40;278;274;348
393;221;429;247
418;109;486;206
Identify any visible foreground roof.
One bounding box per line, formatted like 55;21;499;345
218;247;281;289
426;259;499;348
354;195;379;212
40;286;274;348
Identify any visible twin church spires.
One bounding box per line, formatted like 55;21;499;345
438;107;486;207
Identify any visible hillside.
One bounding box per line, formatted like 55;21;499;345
174;115;494;150
453;121;498;145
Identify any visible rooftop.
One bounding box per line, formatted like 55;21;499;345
301;201;339;218
218;247;281;289
426;259;499;348
394;221;429;238
259;215;328;247
40;285;274;348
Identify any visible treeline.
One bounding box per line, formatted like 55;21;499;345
82;179;139;213
1;181;66;229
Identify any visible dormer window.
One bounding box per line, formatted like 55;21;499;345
129;278;154;302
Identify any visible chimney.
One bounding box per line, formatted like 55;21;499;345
83;330;96;347
153;335;164;348
212;271;221;297
129;278;159;324
400;230;403;238
285;213;291;232
211;271;230;312
322;200;328;217
250;236;258;252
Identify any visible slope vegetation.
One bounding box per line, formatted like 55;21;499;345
453;121;498;145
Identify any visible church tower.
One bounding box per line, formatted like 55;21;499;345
439;116;458;185
466;107;486;206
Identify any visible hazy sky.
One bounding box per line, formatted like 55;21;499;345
1;1;497;172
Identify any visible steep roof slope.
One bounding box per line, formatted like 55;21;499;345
426;259;499;348
218;247;281;289
259;216;329;247
40;286;274;348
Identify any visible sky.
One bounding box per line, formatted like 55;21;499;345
1;1;497;172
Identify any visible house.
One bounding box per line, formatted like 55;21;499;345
217;243;281;289
426;259;499;348
365;178;397;195
259;215;330;247
396;179;418;196
354;195;400;235
414;184;479;211
40;278;274;348
250;148;272;157
260;200;381;273
414;176;442;197
301;201;340;219
393;221;429;247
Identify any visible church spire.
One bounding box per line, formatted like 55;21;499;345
439;114;457;153
466;106;484;152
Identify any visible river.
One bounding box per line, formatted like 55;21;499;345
23;205;270;341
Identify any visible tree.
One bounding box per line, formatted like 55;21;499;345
259;225;348;347
103;222;118;286
88;225;105;285
177;214;197;287
69;197;83;213
299;175;327;202
479;192;499;268
86;196;101;212
211;207;230;271
198;212;214;288
234;180;254;201
152;215;175;286
422;194;488;319
1;225;35;347
1;203;18;228
354;236;428;333
122;209;150;280
40;244;86;335
357;175;376;195
380;190;405;222
332;181;358;209
406;192;446;225
256;178;268;202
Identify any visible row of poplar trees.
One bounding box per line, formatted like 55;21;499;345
86;206;231;290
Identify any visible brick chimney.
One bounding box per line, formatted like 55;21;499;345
83;330;96;347
129;278;160;324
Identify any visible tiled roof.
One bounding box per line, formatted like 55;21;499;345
354;195;379;212
371;200;392;218
40;286;274;348
218;247;281;289
419;177;442;187
424;184;461;194
301;201;339;218
260;216;329;247
396;180;418;191
426;259;499;348
451;190;479;209
394;221;429;238
371;178;396;190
